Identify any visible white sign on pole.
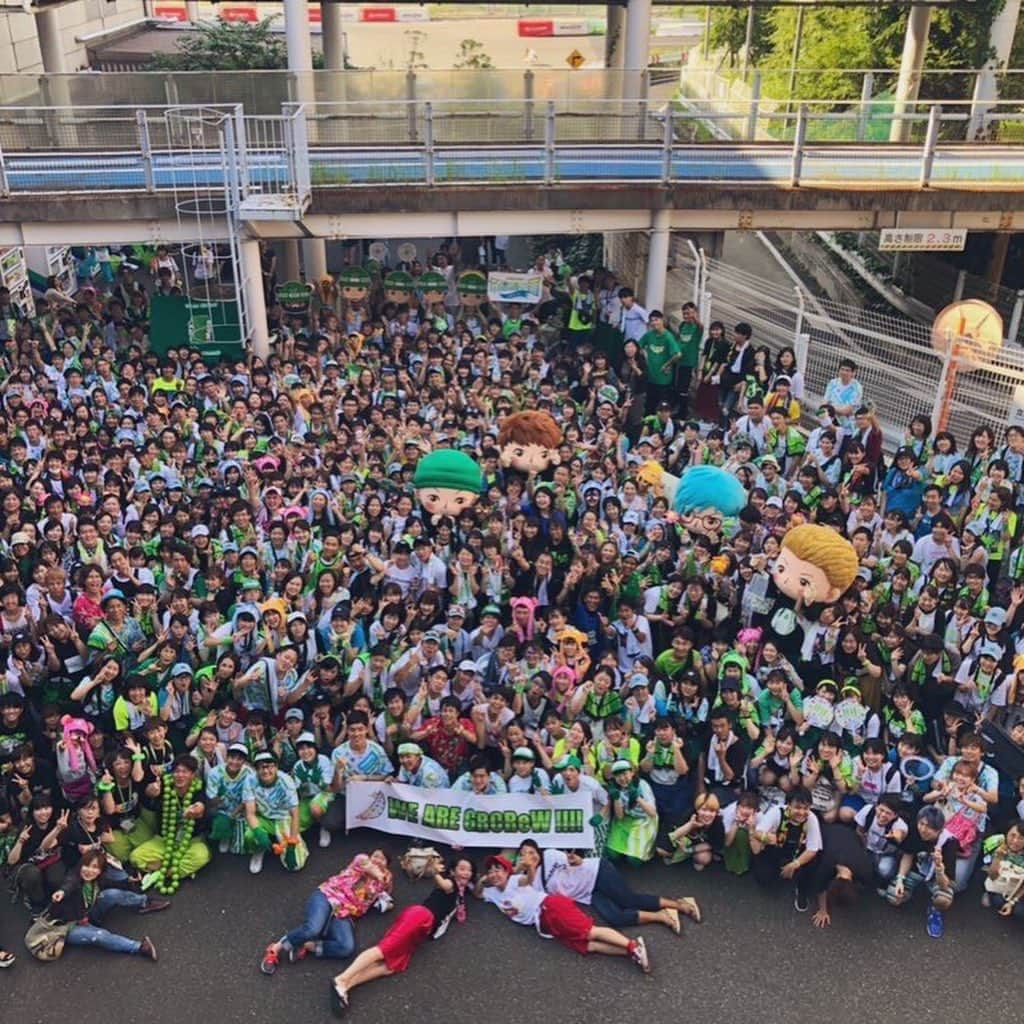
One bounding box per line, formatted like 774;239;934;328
878;228;967;252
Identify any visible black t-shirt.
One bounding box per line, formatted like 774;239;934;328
902;828;958;881
810;823;874;896
422;873;461;932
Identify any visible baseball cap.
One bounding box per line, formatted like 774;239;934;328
284;708;305;721
985;607;1007;626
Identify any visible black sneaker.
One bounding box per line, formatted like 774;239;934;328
330;981;349;1017
140;897;171;915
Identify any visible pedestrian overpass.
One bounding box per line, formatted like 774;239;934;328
1;96;1022;354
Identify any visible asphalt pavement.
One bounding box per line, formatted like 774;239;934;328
2;828;1019;1024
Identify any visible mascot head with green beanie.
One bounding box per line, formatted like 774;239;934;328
413;450;481;517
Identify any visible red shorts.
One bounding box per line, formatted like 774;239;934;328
539;894;593;955
378;904;435;973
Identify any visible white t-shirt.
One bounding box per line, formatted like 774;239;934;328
854;803;908;854
524;849;601;904
755;806;823;853
482;879;546;927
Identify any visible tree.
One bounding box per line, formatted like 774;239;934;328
151;18;290;71
454;39;495;70
709;6;772;69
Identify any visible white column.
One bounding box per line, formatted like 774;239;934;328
303;239;328;283
969;0;1021;139
624;0;652;101
285;0;315;106
185;1;200;22
35;8;67;73
241;240;270;359
889;4;932;143
645;208;671;312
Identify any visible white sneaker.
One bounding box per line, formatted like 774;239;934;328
318;826;332;849
249;851;265;874
218;838;229;854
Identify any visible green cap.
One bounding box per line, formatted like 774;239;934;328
412;450;480;494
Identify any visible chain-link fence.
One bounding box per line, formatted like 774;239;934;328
667;249;1024;451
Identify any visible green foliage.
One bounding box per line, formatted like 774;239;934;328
151;18;290;71
711;2;1005;103
709;7;772;68
454;39;495;70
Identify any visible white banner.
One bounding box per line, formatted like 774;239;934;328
346;781;594;849
487;271;544;305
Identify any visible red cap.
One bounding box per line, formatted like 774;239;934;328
483;854;514;874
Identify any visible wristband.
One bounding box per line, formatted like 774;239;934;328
896;874;906;882
131;753;145;762
96;781;115;792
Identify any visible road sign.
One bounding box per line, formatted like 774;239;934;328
566;49;585;69
878;228;967;252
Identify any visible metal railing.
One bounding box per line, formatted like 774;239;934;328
1;98;1024;200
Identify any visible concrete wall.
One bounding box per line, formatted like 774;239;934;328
0;1;146;74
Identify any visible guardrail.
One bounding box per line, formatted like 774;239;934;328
1;99;1023;203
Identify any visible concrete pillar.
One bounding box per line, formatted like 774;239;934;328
280;240;301;284
322;3;348;104
624;0;652;102
605;5;625;68
35;7;67;73
986;233;1010;288
186;1;200;21
285;0;315;106
241;240;270;359
322;4;347;70
35;7;73;143
889;4;932;143
645;208;671;312
303;239;328;283
969;0;1021;139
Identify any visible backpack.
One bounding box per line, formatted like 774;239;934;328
24;912;72;962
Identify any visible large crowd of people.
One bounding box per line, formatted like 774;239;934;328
0;240;1023;1006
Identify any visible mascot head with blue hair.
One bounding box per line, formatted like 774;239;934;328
638;462;747;544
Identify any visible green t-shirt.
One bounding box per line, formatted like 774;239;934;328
639;329;682;386
676;322;702;368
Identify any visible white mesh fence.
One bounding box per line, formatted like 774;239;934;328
667;250;1024;449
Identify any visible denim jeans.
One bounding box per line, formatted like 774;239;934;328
282;890;355;960
91;888;147;922
66;925;141;955
874;853;900;884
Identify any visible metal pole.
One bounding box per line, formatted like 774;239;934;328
406;70;418;143
953;268;967;302
0;140;9;199
857;71;873;142
234;106;250;194
790;103;807;187
661;107;674;183
544;100;556;185
702;5;712;61
890;3;932;143
919;103;941;188
742;4;755;78
638;71;650;140
747;69;761;141
1008;290;1024;346
787;5;806;105
524;69;535;140
793;286;805;343
136;110;155;194
424;100;435;186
